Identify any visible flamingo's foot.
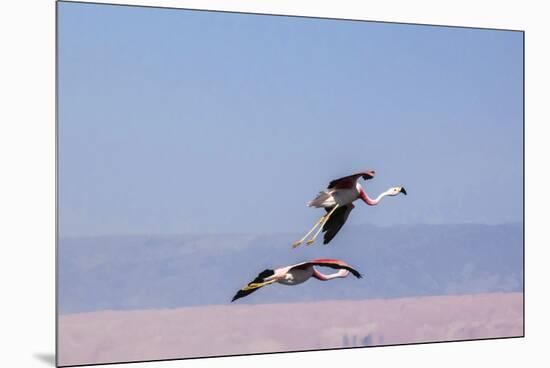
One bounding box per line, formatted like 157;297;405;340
292;241;302;248
306;239;315;245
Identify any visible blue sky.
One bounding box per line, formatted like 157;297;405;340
58;2;523;237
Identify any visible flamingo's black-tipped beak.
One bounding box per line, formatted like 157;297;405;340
400;187;407;195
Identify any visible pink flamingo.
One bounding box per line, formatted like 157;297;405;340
292;170;406;248
231;259;362;302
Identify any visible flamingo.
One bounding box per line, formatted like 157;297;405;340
292;170;407;248
231;258;362;302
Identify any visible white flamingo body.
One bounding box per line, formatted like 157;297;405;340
273;266;313;285
308;182;363;208
231;259;362;302
265;263;351;285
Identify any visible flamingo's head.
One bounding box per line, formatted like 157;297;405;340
387;186;407;196
338;269;350;278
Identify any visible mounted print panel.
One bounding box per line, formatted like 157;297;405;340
56;1;524;366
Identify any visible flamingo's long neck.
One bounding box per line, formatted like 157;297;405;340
313;268;349;281
359;188;390;206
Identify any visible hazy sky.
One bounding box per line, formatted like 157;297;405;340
58;2;523;237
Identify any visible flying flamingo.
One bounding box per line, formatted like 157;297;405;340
292;170;407;248
231;258;362;302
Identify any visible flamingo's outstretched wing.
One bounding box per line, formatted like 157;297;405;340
231;269;275;302
322;204;354;244
327;170;375;189
304;259;362;278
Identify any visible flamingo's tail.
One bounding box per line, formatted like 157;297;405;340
307;191;332;208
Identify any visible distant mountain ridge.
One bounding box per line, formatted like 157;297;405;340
58;223;523;314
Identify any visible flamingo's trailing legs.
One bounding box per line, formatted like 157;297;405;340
292;204;340;247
